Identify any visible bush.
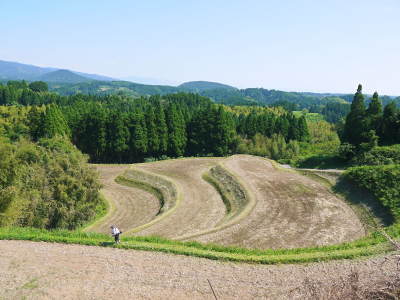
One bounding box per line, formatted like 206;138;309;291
0;136;102;229
352;144;400;166
345;164;400;220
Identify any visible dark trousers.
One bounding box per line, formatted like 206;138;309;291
114;234;120;243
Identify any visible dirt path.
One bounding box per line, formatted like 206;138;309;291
86;165;160;234
195;155;365;249
133;158;226;238
1;240;397;299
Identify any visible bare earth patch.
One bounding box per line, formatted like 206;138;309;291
133;158;226;239
86;165;160;234
195;155;365;248
0;240;398;299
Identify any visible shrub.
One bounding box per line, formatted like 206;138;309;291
0;136;102;229
345;164;400;220
352;144;400;166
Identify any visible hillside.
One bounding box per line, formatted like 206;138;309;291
38;70;92;83
179;80;237;91
0;60;114;82
0;60;56;80
49;80;179;96
89;156;364;249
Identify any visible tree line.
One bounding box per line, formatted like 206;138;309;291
0;81;310;163
340;84;400;158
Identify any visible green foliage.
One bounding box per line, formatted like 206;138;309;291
29;81;48;92
343;84;367;146
187;105;236;156
341;86;400;157
352;144;400;166
286;120;345;168
292;111;324;122
345;165;400;220
320;102;350;123
1;83;311;163
0;136;102;229
237;133;300;160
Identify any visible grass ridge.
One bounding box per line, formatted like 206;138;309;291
0;227;395;264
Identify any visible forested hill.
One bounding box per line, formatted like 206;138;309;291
39;70;92;83
178;81;237;92
47;80;356;109
2;60;399;115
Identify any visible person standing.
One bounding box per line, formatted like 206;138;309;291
110;225;122;244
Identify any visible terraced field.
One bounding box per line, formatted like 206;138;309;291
89;155;365;249
85;165;161;235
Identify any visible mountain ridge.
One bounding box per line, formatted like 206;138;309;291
0;60;115;82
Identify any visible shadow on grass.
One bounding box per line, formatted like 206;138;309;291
297;155;348;169
100;241;115;247
333;177;394;228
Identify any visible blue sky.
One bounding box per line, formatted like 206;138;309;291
1;0;399;94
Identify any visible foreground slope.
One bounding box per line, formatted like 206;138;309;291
1;240;397;299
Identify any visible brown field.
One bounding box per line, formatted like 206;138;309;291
88;155;364;249
194;155;364;248
85;165;160;235
133;158;226;238
1;240;399;299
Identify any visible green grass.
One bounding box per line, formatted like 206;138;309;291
80;195;109;232
115;176;165;215
0;226;397;264
293;111;324;122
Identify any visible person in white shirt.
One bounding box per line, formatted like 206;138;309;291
110;225;122;244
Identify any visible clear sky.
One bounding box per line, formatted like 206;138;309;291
1;0;399;94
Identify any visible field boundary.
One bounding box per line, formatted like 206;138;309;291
175;162;255;241
117;167;183;236
0;227;396;265
82;194;115;233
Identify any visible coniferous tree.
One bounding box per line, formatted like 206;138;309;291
27;106;45;141
106;113;129;163
297;115;309;141
145;106;159;156
128;111;148;161
381;102;399;145
210;106;235;156
155;103;168;156
80;106;107;162
166;104;187;157
342;84;367;146
42;104;70;138
366;92;383;135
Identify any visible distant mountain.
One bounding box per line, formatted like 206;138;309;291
179;81;237;92
0;60;56;80
0;60;115;82
39;70;93;83
73;71;115;81
122;76;179;86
